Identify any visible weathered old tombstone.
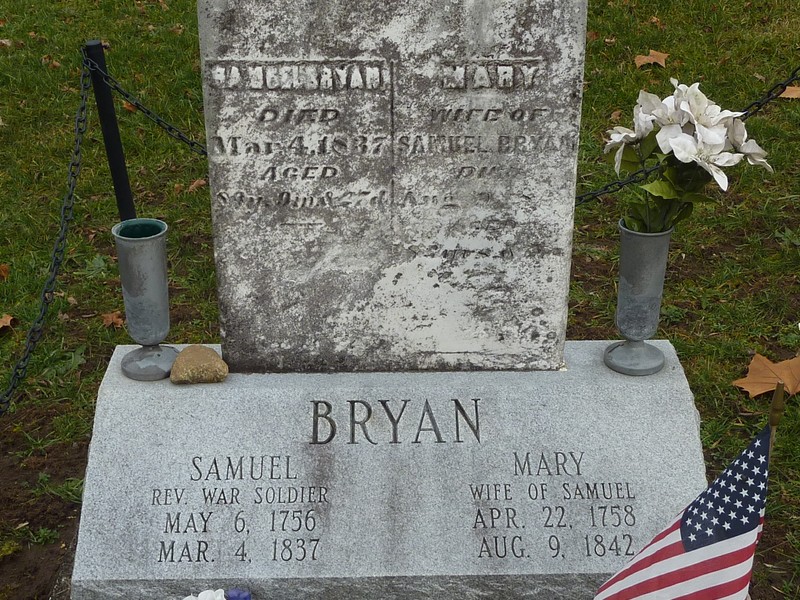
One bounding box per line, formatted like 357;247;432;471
199;0;585;372
71;1;706;599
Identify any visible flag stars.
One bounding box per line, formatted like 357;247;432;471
722;522;732;531
739;514;749;525
746;505;756;513
734;472;744;482
746;477;755;487
700;512;708;521
689;533;697;542
758;481;766;491
747;450;755;459
722;495;731;504
757;454;766;464
754;439;762;447
734;500;743;509
705;528;714;536
694;521;703;531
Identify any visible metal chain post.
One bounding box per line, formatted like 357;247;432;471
82;55;208;156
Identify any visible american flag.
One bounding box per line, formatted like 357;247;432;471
594;425;770;600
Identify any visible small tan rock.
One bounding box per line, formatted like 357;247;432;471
170;345;229;384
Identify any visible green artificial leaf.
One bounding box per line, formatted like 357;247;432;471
639;131;659;159
674;163;712;191
622;215;646;232
607;145;642;174
662;166;679;186
669;202;694;228
640;180;679;199
681;192;715;203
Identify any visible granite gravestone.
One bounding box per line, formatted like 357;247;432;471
199;0;587;372
71;343;707;600
72;1;709;598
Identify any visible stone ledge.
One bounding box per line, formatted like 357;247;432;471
73;341;705;600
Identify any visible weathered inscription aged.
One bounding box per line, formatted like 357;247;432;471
198;0;588;372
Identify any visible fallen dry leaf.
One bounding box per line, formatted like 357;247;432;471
586;31;600;42
635;49;669;69
158;0;169;9
174;183;185;194
40;54;60;68
123;100;137;113
604;37;617;46
169;24;185;35
188;178;207;193
101;311;125;328
610;109;623;122
649;16;666;30
0;313;15;331
0;18;7;27
733;353;800;398
753;73;766;83
0;39;12;48
780;86;800;99
0;263;9;281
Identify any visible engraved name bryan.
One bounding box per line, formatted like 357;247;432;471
311;399;481;445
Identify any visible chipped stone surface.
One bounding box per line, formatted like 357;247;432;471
198;0;588;372
170;345;229;384
72;342;706;599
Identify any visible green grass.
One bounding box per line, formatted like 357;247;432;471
0;0;799;597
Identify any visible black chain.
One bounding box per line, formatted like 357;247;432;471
0;63;92;417
82;55;207;156
575;164;662;206
740;65;800;121
575;66;800;204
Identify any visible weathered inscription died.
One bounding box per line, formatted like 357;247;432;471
199;0;588;372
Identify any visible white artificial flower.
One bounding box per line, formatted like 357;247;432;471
185;590;225;600
679;82;743;145
727;119;774;172
604;126;636;174
604;103;656;174
640;91;692;154
669;133;744;190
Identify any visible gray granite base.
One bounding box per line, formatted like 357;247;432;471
72;341;706;599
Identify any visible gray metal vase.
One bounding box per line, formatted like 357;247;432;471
111;218;178;380
604;220;672;376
